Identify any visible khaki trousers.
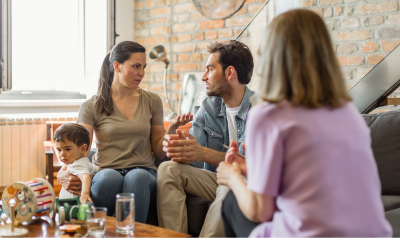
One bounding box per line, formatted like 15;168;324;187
157;161;230;237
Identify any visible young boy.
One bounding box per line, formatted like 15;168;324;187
54;123;99;204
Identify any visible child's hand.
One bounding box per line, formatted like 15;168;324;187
80;192;93;204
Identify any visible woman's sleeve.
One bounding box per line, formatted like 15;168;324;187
151;93;164;125
246;106;284;197
78;98;96;127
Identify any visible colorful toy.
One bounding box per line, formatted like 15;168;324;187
55;197;92;224
0;178;55;237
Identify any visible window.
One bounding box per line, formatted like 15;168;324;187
1;0;108;99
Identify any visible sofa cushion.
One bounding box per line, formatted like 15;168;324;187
382;195;400;212
385;207;400;237
363;110;400;195
186;195;213;237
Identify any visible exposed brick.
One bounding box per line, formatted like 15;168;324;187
344;7;353;16
145;37;155;46
149;63;166;73
199;20;224;30
173;63;197;72
337;55;363;66
299;0;315;7
163;102;171;112
145;0;155;8
310;8;323;16
156;17;170;25
135;2;143;9
386;14;400;25
244;0;255;5
197;42;210;51
175;3;197;13
136;38;144;45
150;26;170;35
135;9;149;19
345;0;362;2
135;29;149;37
225;17;251;27
135;21;144;29
156;36;167;44
140;83;149;90
150;83;164;92
378;27;400;39
151;7;171;16
173;43;196;52
156;0;166;5
192;32;204;41
173;83;182;91
173;23;196;33
234;6;247;15
381;40;400;52
325;19;340;30
178;34;191;42
366;54;386;65
342;68;354;80
190;53;202;61
248;4;263;14
345;81;357;91
324;8;333;18
364;16;383;27
205;31;218;40
333;30;370;41
191;12;203;21
146;19;155;26
178;53;190;62
334;7;342;16
319;0;342;6
176;14;190;23
361;42;379;53
357;68;372;79
343;18;360;28
219;29;233;38
337;43;357;54
357;2;398;15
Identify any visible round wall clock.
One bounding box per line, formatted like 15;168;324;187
192;0;246;20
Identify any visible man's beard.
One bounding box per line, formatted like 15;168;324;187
206;74;232;101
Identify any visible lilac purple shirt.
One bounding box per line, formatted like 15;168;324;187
246;101;392;237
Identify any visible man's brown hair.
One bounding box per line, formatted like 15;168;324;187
207;40;254;84
254;9;351;109
53;123;90;151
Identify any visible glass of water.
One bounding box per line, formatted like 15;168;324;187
86;207;107;238
116;193;135;235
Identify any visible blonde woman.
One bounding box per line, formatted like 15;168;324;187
216;9;392;237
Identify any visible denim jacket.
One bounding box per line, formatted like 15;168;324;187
189;87;254;173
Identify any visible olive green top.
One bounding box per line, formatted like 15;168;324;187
78;88;164;171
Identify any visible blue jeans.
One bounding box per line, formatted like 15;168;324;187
90;167;157;223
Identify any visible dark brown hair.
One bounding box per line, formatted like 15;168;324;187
254;9;351;109
96;41;146;116
207;40;254;84
53;123;90;151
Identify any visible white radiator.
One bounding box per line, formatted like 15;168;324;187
0;122;47;186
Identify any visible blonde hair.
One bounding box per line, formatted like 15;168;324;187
254;9;351;109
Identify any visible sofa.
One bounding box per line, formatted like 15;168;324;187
363;110;400;237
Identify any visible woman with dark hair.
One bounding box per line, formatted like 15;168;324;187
58;41;191;222
216;9;392;237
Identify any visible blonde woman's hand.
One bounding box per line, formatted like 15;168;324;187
225;140;247;177
217;161;242;188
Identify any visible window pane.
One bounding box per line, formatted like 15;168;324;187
12;0;82;92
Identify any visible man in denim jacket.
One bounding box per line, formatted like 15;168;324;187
157;40;254;237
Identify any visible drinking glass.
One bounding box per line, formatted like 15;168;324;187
86;207;107;238
116;193;135;235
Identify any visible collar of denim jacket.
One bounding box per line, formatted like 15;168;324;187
217;86;253;121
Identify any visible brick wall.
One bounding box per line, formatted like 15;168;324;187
134;0;400;116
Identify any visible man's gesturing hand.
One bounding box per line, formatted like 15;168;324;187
163;129;204;164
